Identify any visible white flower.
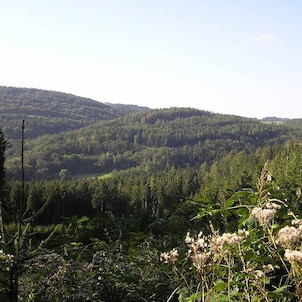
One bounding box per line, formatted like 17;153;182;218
265;202;281;210
185;232;193;244
284;249;302;263
237;229;249;237
263;264;274;273
291;219;302;227
185;231;211;271
191;251;211;272
276;226;302;248
160;248;178;265
254;270;265;278
211;230;247;255
251;207;276;226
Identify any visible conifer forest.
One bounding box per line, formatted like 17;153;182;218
1;87;302;301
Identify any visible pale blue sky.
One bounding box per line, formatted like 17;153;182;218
1;1;302;118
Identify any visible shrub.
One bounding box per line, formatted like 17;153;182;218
161;164;302;301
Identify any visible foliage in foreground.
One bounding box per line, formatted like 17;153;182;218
162;163;302;301
1;141;302;301
1;162;300;301
18;241;173;302
0;217;178;302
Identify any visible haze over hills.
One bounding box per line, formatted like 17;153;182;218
0;86;149;140
104;102;150;115
1;86;302;180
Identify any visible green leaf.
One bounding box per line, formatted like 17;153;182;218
77;216;90;224
272;284;291;293
225;195;238;207
187;291;202;302
214;281;227;292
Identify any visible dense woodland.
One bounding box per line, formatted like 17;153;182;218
1;87;302;301
0;86;124;139
2;87;302;181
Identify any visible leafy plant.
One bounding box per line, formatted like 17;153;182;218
162;163;302;301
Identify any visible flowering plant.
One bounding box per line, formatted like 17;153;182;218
162;164;302;301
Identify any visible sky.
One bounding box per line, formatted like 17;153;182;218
1;0;302;118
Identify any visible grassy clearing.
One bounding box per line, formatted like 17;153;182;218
74;172;112;180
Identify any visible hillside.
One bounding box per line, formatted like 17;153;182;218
5;106;302;179
2;87;302;180
261;116;302;129
104;102;149;115
0;86;121;139
2;90;302;301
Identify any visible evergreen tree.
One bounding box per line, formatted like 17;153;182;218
0;129;6;195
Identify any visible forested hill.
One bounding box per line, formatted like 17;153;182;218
0;86;146;139
104;102;149;115
261;116;302;129
5;107;302;179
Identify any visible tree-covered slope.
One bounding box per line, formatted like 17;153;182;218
6;107;302;179
0;86;121;139
261;116;302;130
104;102;150;115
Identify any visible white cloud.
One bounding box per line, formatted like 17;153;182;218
252;33;277;42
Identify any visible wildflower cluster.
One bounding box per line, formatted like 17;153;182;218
245;263;275;286
284;249;302;263
161;163;302;301
263;263;274;274
0;249;14;275
185;231;211;272
211;229;249;254
246;268;265;280
162;229;249;274
276;225;302;248
274;218;302;268
251;202;281;227
292;218;302;227
0;235;14;273
0;235;14;270
160;248;179;265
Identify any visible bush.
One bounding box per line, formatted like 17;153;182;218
161;164;302;301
